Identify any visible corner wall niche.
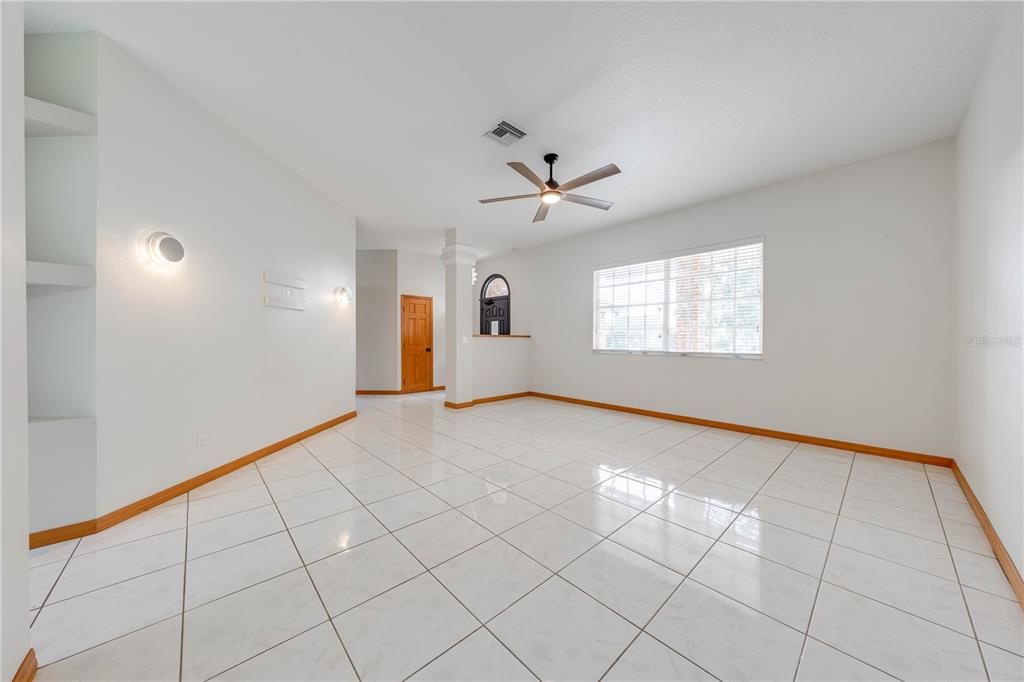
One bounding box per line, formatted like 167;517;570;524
24;33;99;531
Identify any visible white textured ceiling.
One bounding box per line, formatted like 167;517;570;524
28;2;998;257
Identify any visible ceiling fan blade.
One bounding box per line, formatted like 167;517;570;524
556;163;621;192
533;203;550;223
562;194;614;211
478;193;536;204
507;162;546;190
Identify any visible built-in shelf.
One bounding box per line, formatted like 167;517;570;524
27;260;95;288
24;96;97;137
29;415;94;424
473;334;532;338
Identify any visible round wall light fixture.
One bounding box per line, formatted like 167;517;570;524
334;286;352;305
146;232;185;269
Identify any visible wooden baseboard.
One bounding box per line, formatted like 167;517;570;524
472;392;532;405
443;392;531;409
29;410;358;549
444;390;952;466
13;649;37;682
356;386;444;395
951;462;1024;607
528;391;953;467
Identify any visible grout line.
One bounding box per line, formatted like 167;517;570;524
593;447;750;680
791;452;854;682
178;492;189;681
38;562;183;610
33;613;184;672
30;537;80;628
250;450;363;682
69;519;187;559
814;579;984;639
202;619;332;681
925;464;992;681
325;467;544;680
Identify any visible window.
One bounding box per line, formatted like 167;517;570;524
480;274;511;334
483;276;509;298
592;238;763;357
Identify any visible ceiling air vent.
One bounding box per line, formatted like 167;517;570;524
484;120;526;146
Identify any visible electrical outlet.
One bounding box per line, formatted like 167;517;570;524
196;435;207;451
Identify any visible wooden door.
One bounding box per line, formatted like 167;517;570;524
401;295;433;392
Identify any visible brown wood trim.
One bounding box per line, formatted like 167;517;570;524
13;649;37;682
356;386;445;396
446;390;953;467
472;392;532;405
442;392;531;409
29;410;358;549
472;334;532;338
951;462;1024;606
29;519;98;549
528;392;953;467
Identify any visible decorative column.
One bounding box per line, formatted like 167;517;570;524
440;228;476;408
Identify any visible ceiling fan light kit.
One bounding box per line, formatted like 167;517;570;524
479;152;621;223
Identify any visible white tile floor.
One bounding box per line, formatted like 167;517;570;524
29;392;1024;681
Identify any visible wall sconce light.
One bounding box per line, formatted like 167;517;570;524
145;232;185;269
334;286;352;305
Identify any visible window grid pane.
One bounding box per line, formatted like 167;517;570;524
593;241;762;355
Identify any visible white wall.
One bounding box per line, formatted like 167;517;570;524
93;37;356;514
397;251;445;386
954;4;1023;573
356;249;398;391
477;140;956;456
472;337;530;399
0;3;30;678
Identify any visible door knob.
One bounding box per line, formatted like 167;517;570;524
426;348;431;352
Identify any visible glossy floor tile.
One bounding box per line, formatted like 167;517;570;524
30;392;1019;680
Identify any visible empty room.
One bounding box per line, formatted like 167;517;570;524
1;1;1022;680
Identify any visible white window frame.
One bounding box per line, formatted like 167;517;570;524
591;236;765;359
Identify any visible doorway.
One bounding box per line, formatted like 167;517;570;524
401;295;433;392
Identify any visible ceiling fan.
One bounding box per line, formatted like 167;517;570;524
479;153;621;223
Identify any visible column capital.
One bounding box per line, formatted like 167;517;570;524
440;243;476;267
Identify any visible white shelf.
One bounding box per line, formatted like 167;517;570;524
24;96;96;137
29;415;94;425
27;260;95;288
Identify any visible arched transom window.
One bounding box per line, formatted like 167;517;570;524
484;276;509;298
